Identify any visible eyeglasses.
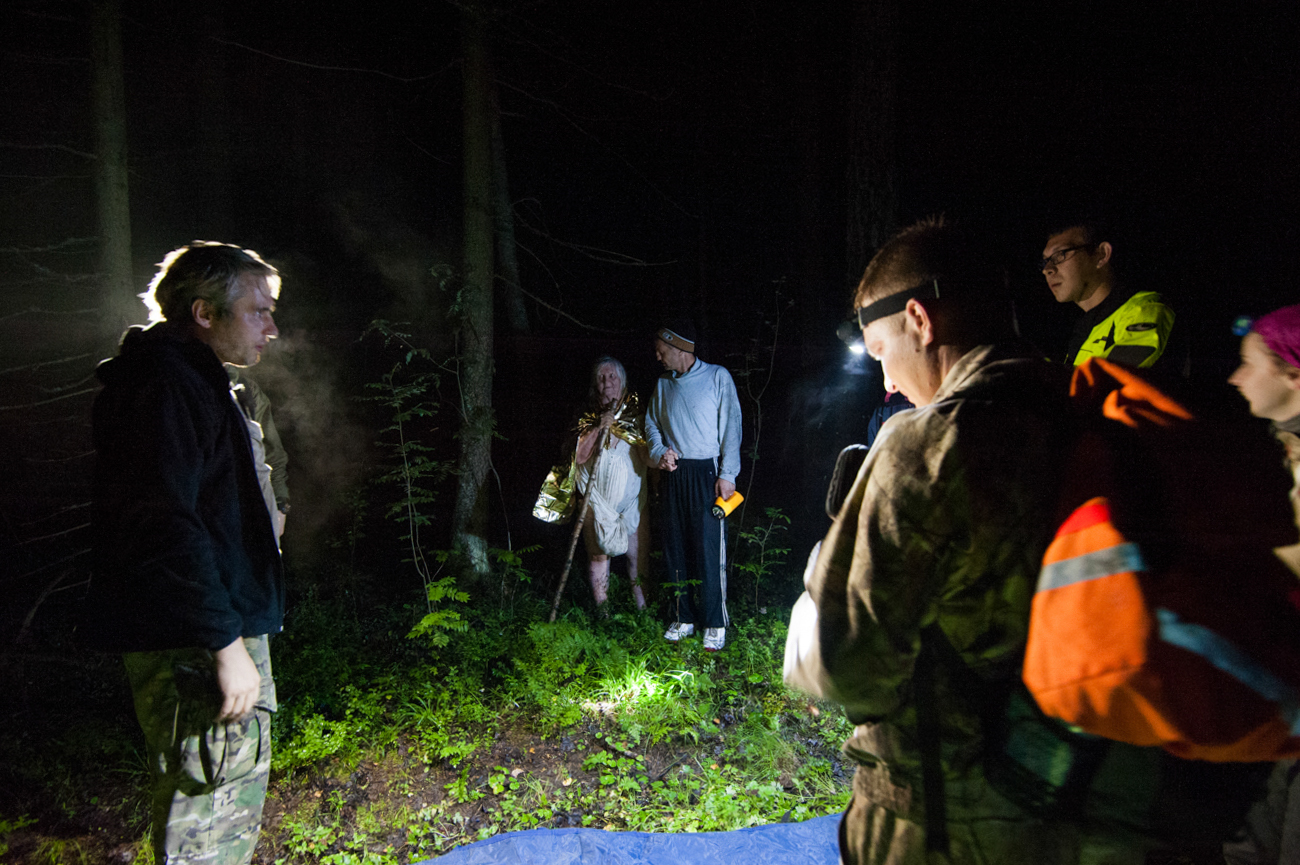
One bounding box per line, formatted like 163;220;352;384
1039;244;1092;271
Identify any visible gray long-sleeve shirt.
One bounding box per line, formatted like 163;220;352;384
645;357;742;482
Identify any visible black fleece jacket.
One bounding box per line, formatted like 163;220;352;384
82;324;283;652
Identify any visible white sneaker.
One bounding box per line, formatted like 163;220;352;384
663;622;695;642
703;627;726;652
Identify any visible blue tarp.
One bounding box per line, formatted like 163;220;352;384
418;814;840;865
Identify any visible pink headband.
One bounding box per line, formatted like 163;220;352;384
1253;304;1300;370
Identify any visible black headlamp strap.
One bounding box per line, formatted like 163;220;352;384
856;280;941;329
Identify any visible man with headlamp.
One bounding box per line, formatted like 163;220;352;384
785;217;1164;863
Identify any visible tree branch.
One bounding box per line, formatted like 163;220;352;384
17;522;91;546
37;374;96;395
0;307;97;323
4;549;90;584
0;141;96;160
0;388;97;411
211;36;459;83
0;353;94;377
497;78;696;218
515;284;621;333
0;238;97;255
24;451;94;464
514;200;676;266
21;501;91;527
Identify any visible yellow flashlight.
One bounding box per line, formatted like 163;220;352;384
712;491;744;519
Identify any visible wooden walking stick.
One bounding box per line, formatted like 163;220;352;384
549;395;625;623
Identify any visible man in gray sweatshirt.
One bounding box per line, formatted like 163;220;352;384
645;322;742;651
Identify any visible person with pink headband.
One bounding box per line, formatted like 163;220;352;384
1224;304;1300;865
1230;304;1300;428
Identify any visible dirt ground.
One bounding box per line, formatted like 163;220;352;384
1;715;820;865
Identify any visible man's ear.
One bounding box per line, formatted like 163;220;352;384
191;298;215;330
1094;241;1114;268
905;298;935;347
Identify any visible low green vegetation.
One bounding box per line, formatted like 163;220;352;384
1;321;850;863
256;589;852;863
1;579;852;864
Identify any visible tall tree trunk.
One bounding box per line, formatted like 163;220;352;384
492;84;528;334
196;0;234;239
90;0;133;345
452;7;495;578
845;0;897;281
796;56;827;358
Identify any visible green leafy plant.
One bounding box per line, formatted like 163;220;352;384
729;282;794;531
443;765;483;805
360;321;468;647
0;814;37;858
287;821;340;858
489;545;539;613
734;507;791;609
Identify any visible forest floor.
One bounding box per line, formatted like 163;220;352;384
0;573;1230;865
0;599;855;865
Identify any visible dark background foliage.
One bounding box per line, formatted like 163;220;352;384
1;0;1297;736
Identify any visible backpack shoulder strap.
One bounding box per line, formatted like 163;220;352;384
913;628;949;854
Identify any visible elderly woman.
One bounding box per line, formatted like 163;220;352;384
574;357;649;611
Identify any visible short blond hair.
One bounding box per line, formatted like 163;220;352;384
142;241;280;325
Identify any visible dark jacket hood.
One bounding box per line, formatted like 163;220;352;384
97;324;228;393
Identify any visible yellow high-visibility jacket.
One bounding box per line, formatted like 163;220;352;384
1068;289;1174;368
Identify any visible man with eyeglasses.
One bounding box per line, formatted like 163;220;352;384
786;217;1095;863
784;217;1249;864
1041;221;1174;368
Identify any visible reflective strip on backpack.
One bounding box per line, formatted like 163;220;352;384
1156;607;1300;735
1037;542;1147;593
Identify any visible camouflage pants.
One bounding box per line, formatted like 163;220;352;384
839;764;1150;865
123;636;277;865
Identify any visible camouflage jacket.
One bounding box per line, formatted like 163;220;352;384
1274;427;1300;520
1271;426;1300;575
802;343;1072;788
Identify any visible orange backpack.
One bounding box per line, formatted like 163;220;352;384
1023;358;1300;762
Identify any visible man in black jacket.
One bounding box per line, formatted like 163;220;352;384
84;242;283;865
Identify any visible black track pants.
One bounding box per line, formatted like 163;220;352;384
660;458;729;628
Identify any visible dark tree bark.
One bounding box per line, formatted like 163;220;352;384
452;6;496;577
845;0;898;281
492;85;528;334
795;55;829;357
90;0;133;344
195;0;234;239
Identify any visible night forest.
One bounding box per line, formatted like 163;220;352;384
2;0;1298;862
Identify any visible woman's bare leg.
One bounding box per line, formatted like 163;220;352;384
588;555;610;606
626;517;648;610
582;520;610;607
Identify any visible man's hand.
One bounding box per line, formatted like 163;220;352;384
214;638;261;722
716;478;736;500
658;448;679;471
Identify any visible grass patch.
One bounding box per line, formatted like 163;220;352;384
3;591;852;864
246;596;852;862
